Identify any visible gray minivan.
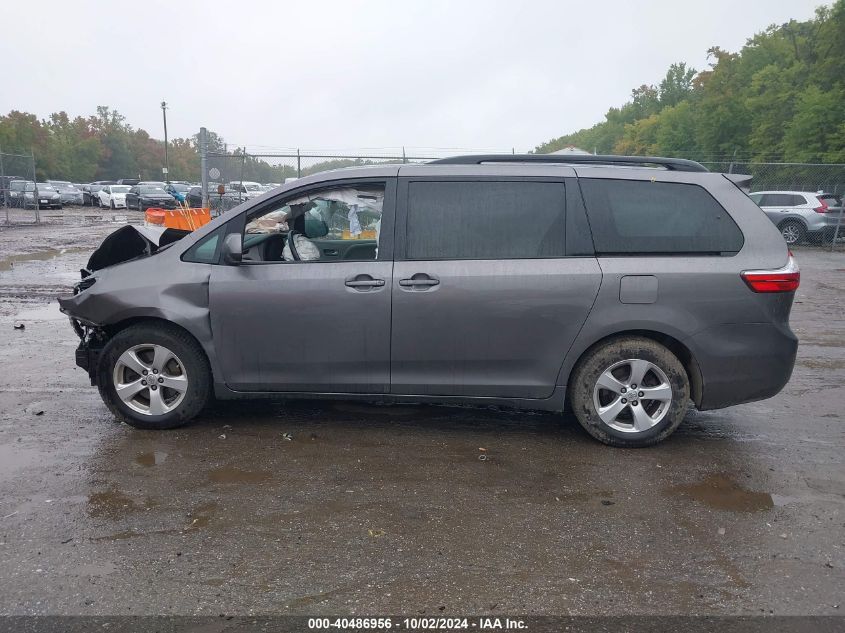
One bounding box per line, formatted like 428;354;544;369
58;155;799;447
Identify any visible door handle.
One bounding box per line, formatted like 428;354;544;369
399;279;439;287
345;276;385;289
399;274;440;288
346;279;385;287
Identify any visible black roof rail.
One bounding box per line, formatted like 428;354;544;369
428;154;709;172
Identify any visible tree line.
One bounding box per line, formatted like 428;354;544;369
535;0;845;163
0;106;367;183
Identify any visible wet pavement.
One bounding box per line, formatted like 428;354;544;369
0;224;842;616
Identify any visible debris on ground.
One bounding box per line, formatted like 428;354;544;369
13;323;25;330
282;432;293;441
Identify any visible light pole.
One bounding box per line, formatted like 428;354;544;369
161;101;169;183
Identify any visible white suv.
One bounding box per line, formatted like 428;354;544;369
750;190;844;245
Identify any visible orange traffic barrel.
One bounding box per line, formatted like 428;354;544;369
144;208;211;231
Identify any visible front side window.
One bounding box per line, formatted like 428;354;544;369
405;180;566;260
579;178;743;255
243;183;385;262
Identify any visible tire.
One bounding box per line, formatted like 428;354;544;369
97;323;211;430
110;200;116;209
569;336;690;447
778;220;806;245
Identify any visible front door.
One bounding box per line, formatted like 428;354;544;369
390;177;602;400
208;178;395;393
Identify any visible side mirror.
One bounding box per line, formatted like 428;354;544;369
221;232;243;265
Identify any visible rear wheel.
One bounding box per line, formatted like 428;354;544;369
98;323;211;429
778;220;805;245
569;337;690;447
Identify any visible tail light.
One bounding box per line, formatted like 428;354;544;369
814;200;829;213
741;252;800;293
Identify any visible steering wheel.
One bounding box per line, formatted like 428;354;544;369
286;231;302;261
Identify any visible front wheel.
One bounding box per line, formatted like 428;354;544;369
98;323;211;429
569;337;690;447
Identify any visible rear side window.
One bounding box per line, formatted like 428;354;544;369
406;181;566;260
579;179;743;255
761;193;803;206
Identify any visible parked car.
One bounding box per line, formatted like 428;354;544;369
749;190;844;245
7;179;30;207
48;180;84;206
117;178;140;186
165;183;191;203
59;154;799;447
186;183;236;208
83;181;116;206
23;183;62;209
1;175;26;206
125;184;177;211
97;184;132;209
226;181;264;200
186;185;204;208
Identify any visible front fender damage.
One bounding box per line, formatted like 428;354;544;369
57;225;210;385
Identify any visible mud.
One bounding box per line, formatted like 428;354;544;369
0;228;842;616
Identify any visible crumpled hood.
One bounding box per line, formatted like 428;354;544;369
86;225;190;273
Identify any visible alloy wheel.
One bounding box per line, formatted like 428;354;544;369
781;224;800;244
112;344;188;416
592;358;673;433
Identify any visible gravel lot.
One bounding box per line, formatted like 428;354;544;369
0;218;842;616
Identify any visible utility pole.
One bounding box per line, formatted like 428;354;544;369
161;101;169;183
31;151;40;224
199;127;209;210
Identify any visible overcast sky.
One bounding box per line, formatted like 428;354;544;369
1;0;823;154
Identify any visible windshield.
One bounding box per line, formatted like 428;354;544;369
51;181;72;188
28;184;56;192
171;184;189;192
140;186;166;194
111;186;131;193
244;184;262;191
11;181;28;191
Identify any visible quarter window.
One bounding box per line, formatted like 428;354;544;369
579;179;743;254
405;181;566;260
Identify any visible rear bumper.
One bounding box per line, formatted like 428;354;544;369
691;322;798;410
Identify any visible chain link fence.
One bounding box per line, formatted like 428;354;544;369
0;149;39;224
700;161;845;249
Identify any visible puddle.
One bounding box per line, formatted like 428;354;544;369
669;474;773;512
12;303;64;322
135;451;168;467
208;467;272;484
0;248;88;272
88;489;144;518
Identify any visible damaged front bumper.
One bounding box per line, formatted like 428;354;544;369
60;283;107;385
